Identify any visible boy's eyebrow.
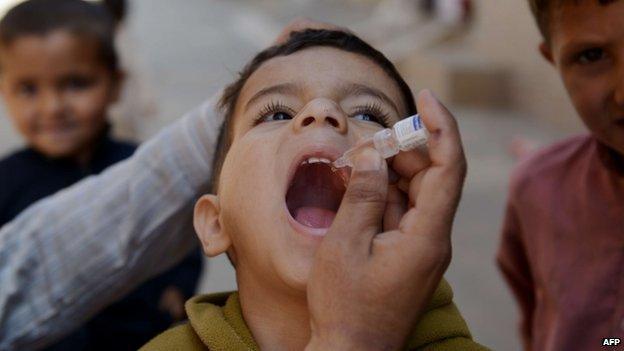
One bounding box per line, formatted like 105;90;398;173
340;83;400;116
245;83;304;112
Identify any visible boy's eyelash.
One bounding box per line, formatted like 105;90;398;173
252;101;392;127
253;101;295;126
352;102;391;127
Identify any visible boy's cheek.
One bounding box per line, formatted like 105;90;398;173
71;87;111;117
562;72;606;119
568;86;621;150
570;96;603;132
5;105;34;136
219;142;273;197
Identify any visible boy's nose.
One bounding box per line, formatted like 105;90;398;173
292;98;347;134
39;90;64;120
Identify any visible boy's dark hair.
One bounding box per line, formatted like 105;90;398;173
210;29;417;192
529;0;617;43
0;0;119;72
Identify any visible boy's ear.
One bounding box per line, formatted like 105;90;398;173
194;194;231;257
539;42;554;65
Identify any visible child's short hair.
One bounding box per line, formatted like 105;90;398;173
529;0;617;43
0;0;118;72
210;29;417;192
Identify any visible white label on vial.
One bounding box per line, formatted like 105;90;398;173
393;115;427;150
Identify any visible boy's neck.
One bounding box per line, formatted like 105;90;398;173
72;146;97;168
35;145;95;169
238;273;312;351
36;124;109;169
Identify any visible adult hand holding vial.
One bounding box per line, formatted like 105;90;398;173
333;114;429;169
306;90;467;351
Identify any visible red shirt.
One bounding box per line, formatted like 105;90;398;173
497;134;624;351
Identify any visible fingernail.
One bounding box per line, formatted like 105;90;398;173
355;148;382;171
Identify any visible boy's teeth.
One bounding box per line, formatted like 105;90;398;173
302;157;332;165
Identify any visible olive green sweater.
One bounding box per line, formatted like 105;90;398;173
141;279;489;350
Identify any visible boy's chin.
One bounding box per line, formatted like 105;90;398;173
31;133;87;157
594;131;624;156
609;130;624;155
275;259;314;294
33;143;81;159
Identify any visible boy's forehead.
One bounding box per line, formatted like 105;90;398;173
548;0;624;60
243;48;399;93
550;0;622;45
0;31;102;73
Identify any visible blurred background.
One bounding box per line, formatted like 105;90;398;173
0;0;585;350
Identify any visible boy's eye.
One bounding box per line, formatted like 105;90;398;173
576;48;606;64
17;82;37;97
353;112;383;125
351;103;390;127
64;76;94;91
255;101;296;125
262;111;293;122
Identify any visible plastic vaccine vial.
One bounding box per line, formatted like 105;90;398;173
333;114;428;169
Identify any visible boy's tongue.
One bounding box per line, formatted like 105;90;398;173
286;162;347;230
294;207;336;228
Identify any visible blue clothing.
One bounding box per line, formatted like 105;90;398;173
0;131;202;351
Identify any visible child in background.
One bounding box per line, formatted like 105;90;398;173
0;0;202;349
142;29;488;350
497;1;624;350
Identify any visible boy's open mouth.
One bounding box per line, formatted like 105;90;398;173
286;157;347;231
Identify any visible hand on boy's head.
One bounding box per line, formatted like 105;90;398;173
306;90;465;350
273;17;350;45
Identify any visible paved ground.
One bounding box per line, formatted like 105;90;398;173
0;1;579;350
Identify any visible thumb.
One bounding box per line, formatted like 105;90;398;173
326;147;388;250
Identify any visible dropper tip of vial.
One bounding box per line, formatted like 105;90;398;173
331;157;348;171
